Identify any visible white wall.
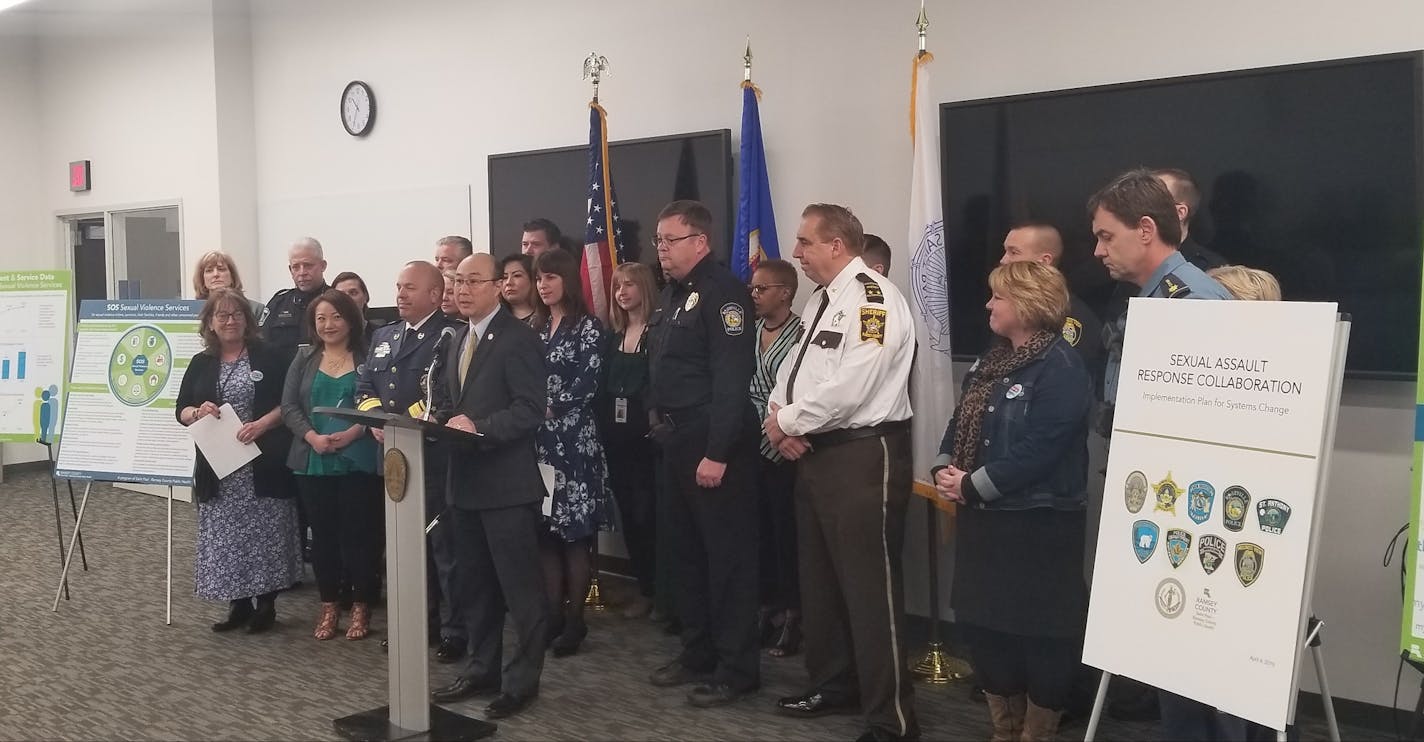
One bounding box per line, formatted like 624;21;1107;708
0;22;42;269
2;0;1420;713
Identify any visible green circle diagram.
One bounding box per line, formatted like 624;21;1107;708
108;325;172;407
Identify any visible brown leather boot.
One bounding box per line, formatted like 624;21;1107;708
1021;699;1062;742
985;693;1026;742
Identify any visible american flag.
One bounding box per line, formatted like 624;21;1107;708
581;102;626;321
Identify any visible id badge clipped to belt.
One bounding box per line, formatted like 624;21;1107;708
614;397;629;424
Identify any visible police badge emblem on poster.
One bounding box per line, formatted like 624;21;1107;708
1132;520;1160;564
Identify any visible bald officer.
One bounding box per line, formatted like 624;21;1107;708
765;203;918;742
355;260;465;660
1000;222;1104;378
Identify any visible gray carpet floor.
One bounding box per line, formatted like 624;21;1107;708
0;469;1389;741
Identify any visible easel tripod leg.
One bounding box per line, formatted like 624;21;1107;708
52;481;93;611
1310;641;1340;742
1083;670;1111;742
68;478;87;570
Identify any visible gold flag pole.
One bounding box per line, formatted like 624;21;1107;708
911;1;971;685
581;49;610;613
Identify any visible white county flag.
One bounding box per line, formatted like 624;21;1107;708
907;50;955;496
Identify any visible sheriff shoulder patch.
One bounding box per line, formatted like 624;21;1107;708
859;307;887;344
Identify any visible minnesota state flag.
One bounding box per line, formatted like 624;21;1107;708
732;81;778;282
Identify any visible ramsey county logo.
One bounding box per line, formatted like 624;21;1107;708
1155;578;1186;619
909;219;949;354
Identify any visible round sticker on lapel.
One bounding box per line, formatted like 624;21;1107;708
249;370;264;382
685;292;700;311
1005;383;1024;399
720;302;744;336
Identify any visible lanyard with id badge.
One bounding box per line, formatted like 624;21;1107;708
610;327;649;426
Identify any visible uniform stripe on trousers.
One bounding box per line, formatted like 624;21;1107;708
879;436;907;736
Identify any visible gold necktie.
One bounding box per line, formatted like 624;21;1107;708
458;331;477;386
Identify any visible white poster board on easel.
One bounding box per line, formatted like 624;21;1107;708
1082;299;1346;732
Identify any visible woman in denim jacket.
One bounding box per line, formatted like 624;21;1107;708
932;261;1092;742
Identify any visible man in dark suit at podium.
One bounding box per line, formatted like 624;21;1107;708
356;260;465;660
430;252;549;721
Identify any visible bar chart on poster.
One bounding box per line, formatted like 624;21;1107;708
0;271;72;443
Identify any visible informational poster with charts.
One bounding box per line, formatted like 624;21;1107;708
0;271;72;443
1083;299;1343;731
1401;283;1424;658
54;300;203;486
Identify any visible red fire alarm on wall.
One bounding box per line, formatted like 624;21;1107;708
69;160;90;192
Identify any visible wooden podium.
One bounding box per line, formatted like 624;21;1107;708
316;408;495;742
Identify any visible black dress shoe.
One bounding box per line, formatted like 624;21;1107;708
434;637;466;663
485;692;534;719
431;677;500;704
649;660;710;687
687;682;754;708
776;691;860;718
551;621;587;658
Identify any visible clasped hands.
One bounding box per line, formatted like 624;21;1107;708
305;423;364;454
763;402;812;461
935;464;968;504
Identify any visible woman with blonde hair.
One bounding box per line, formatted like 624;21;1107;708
932;260;1092;742
192;250;264;316
1207;265;1282;301
598;261;660;618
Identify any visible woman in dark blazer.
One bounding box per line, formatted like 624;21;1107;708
932;261;1092;742
176;287;302;634
281;289;381;641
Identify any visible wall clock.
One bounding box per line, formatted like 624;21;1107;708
340;80;375;137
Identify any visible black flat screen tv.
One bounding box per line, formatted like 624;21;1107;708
942;52;1423;379
488;129;733;268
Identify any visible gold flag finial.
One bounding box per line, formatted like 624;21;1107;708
743;37;753;82
583;51;610;103
916;1;929;55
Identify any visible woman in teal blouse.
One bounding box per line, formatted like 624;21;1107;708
281;289;381;641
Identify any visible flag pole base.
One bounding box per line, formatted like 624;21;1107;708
912;641;971;684
584;575;606;611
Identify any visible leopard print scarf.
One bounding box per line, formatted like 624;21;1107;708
950;330;1057;473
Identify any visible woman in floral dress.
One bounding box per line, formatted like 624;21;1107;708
533;248;611;657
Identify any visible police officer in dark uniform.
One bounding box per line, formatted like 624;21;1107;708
354;260;464;660
644;200;760;708
999;222;1104;381
260;237;331;372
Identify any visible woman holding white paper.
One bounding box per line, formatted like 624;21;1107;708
281;289;382;641
176;288;301;634
931;262;1092;742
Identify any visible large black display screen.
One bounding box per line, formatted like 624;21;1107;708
942;53;1422;378
488;129;732;267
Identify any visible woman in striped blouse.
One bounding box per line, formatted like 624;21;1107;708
747;259;806;657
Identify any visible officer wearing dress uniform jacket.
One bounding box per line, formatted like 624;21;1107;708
1089;169;1240;742
261;237;331;372
765;204;919;742
354;260;465;661
644;200;761;709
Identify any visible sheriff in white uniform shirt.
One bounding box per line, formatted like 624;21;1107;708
763;204;918;742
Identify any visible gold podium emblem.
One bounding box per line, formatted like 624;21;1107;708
384;449;409;503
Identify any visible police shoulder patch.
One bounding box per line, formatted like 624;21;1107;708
719;302;744;336
1062;316;1083;346
856;273;884;304
1160;272;1193;299
859;306;887;345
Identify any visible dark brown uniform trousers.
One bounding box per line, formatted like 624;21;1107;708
795;426;919;739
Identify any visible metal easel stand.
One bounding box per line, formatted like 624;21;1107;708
43;441;87;602
912;495;971;683
52;480;175;626
1083;614;1340;742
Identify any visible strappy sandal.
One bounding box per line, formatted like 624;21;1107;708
346;602;371;641
314;602;340;641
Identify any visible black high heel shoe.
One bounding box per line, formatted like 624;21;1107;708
551;618;587;657
768;612;801;658
212;598;253;632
